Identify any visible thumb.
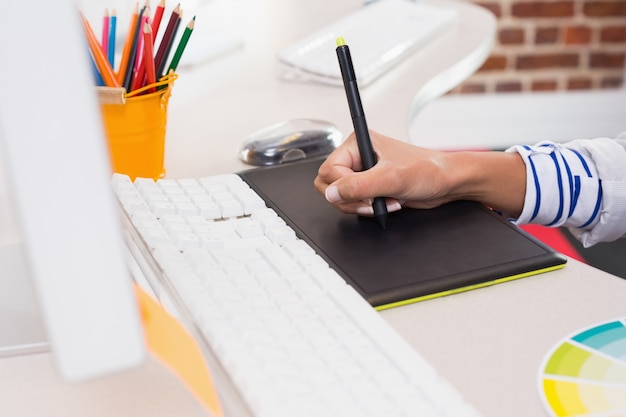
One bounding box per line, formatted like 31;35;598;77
325;169;384;204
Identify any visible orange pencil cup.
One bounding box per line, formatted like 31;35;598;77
99;74;177;181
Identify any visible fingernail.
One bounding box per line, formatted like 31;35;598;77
387;201;402;212
356;206;374;216
325;185;341;203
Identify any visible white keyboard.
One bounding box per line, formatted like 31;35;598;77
112;172;482;417
277;0;459;87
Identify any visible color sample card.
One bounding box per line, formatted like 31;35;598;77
539;318;626;416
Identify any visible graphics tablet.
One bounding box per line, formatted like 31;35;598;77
239;158;567;310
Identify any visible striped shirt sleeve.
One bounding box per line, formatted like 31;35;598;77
506;132;626;247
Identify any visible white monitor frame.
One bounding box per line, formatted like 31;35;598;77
0;0;145;381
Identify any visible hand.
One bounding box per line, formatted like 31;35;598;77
314;130;526;217
315;131;457;215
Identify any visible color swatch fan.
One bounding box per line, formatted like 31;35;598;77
539;318;626;416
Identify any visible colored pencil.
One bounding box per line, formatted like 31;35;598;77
88;49;105;86
167;16;194;73
116;2;139;84
82;3;189;89
143;24;157;91
130;0;150;91
151;0;166;44
101;8;109;54
133;13;149;79
81;14;119;87
108;9;117;67
154;4;181;77
130;21;152;92
122;5;147;91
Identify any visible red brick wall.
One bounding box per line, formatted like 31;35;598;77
451;0;626;93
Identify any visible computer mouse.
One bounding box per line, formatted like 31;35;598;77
239;119;343;166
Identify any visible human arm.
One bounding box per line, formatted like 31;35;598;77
315;130;626;247
314;130;527;217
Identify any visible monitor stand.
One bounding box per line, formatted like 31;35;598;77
0;242;49;357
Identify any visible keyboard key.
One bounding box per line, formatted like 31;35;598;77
113;172;482;417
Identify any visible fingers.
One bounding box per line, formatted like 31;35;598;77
314;131;380;214
314;133;359;196
314;130;403;216
314;169;373;215
324;187;402;216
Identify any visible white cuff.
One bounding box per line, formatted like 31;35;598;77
507;136;626;246
506;142;602;229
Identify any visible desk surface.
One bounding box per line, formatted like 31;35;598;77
161;0;495;178
3;1;626;416
1;259;625;417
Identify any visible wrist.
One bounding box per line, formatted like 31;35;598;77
445;151;526;217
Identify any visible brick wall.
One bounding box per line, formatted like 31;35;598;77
450;0;626;93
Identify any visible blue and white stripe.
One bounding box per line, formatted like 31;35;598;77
507;135;626;247
509;142;602;230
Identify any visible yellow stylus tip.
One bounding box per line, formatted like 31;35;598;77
336;37;346;47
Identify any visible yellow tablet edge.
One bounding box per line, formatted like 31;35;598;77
374;264;567;312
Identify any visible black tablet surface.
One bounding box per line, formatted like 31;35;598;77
239;158;567;310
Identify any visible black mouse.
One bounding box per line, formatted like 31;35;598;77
239;119;342;166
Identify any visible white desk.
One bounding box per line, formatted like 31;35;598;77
1;259;625;417
0;260;626;417
161;0;495;178
3;1;626;416
410;89;626;150
383;259;626;416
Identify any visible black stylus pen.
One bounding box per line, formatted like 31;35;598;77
335;37;388;229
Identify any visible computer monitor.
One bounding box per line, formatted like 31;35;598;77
0;0;145;381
